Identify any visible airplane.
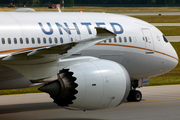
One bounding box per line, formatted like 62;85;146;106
0;8;178;111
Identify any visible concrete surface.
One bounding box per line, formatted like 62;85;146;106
0;85;180;120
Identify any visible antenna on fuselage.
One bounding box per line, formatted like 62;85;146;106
58;7;61;13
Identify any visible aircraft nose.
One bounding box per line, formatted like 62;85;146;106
166;43;179;72
172;48;178;66
158;37;179;75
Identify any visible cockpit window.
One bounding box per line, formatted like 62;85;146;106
163;35;169;43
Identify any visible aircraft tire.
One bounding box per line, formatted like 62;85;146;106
127;90;142;102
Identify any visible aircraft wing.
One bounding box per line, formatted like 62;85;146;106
1;27;116;64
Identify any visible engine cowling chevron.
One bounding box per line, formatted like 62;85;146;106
39;69;78;106
39;59;130;110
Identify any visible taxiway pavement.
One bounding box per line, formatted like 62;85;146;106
151;23;180;26
0;85;180;120
167;36;180;42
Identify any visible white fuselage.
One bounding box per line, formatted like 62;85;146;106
0;12;178;89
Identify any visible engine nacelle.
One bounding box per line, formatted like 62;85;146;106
39;59;130;110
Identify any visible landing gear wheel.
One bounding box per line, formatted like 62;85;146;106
133;90;142;102
127;90;142;102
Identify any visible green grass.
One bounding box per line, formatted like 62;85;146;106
57;6;180;13
0;87;41;95
149;77;180;86
133;15;180;23
3;7;180;24
157;26;180;36
1;6;180;13
132;16;180;36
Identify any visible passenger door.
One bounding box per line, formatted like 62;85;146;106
142;28;154;54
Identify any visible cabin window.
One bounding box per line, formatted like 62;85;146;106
26;38;29;44
2;38;5;44
43;38;46;44
60;37;63;43
145;37;148;42
32;38;35;44
54;37;58;43
119;37;122;43
129;37;132;42
37;38;41;44
71;38;73;42
133;36;137;43
20;38;23;44
49;38;52;44
109;38;112;43
163;35;168;43
114;37;117;43
14;38;17;44
8;38;11;44
124;37;127;42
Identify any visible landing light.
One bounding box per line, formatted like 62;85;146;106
80;10;83;13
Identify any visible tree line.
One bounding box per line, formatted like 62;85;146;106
0;0;71;4
1;0;180;5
